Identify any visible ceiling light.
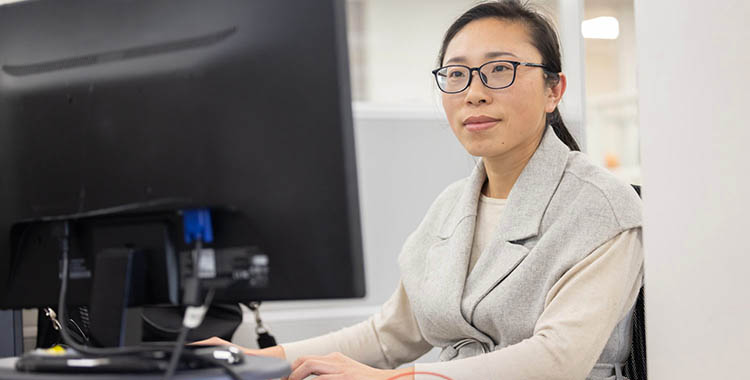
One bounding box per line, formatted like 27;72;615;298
582;16;620;40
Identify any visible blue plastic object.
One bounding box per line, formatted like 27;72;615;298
182;208;214;244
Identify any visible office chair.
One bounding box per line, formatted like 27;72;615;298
623;184;647;380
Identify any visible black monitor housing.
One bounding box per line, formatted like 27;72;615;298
0;0;365;348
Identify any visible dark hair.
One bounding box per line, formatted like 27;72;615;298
437;0;580;151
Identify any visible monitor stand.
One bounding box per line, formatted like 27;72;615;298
88;247;147;347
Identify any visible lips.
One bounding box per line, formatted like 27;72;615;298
463;115;500;132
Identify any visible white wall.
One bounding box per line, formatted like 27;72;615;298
635;0;750;377
362;0;478;105
357;0;558;106
557;0;587;150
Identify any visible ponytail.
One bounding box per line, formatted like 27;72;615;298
547;107;580;151
437;1;581;152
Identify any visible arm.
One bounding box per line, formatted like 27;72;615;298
413;228;644;380
194;281;432;371
282;281;432;368
189;337;286;359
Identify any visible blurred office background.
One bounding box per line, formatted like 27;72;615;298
347;0;640;183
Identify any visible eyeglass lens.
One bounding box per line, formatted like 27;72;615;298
436;61;516;93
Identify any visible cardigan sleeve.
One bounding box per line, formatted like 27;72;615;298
281;280;433;369
414;227;644;380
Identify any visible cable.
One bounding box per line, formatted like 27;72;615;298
141;313;182;334
163;326;190;380
163;239;214;380
56;221;164;356
162;288;215;380
247;301;277;348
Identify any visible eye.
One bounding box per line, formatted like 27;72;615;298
448;69;465;78
491;64;511;72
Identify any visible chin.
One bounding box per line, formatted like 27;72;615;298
463;143;508;158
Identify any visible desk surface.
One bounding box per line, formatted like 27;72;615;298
0;355;290;380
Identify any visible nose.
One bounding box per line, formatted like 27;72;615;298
464;70;491;105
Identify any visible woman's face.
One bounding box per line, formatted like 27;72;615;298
441;18;564;160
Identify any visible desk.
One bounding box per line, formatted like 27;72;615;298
0;355;290;380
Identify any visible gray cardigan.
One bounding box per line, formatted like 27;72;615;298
398;126;642;378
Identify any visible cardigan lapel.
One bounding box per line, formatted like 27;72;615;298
462;127;570;323
421;161;489;341
436;126;569;242
493;126;570;243
421;126;569;338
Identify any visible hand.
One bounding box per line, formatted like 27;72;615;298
190;336;286;359
190;336;256;355
285;352;414;380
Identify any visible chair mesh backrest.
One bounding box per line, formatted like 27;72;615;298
623;184;647;380
624;286;647;380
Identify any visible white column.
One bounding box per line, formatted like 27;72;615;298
635;0;750;378
557;0;587;151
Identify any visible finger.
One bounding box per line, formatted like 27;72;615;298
315;375;346;380
291;355;329;370
188;337;259;356
291;352;347;370
188;336;226;345
287;359;340;380
289;359;336;380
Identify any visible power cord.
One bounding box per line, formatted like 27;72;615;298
247;302;277;348
163;238;214;380
56;220;160;356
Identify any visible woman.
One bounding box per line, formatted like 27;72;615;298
201;1;643;379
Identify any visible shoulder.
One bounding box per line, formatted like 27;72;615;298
413;177;466;233
397;177;466;269
555;151;642;230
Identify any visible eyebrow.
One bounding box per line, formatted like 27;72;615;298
444;51;519;65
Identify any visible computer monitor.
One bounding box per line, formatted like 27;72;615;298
0;0;364;316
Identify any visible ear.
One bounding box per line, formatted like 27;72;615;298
545;72;566;113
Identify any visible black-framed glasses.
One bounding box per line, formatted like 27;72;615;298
431;60;555;94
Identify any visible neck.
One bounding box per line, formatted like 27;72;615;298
481;128;545;199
